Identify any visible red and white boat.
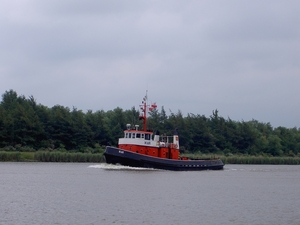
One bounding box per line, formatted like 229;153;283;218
104;94;224;171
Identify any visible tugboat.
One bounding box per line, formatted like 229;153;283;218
104;94;224;171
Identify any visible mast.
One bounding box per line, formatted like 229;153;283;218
139;92;148;131
139;91;157;132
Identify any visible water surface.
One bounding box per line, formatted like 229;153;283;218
1;163;299;225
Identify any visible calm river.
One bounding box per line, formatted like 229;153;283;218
0;162;299;225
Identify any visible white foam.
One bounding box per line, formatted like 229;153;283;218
88;163;159;171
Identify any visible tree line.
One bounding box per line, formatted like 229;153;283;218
0;90;299;156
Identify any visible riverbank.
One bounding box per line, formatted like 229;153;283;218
1;151;300;164
221;155;300;165
182;153;300;165
0;151;104;163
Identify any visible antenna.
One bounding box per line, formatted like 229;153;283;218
139;90;149;131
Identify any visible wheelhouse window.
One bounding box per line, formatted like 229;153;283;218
136;133;141;138
145;134;151;140
125;132;128;138
132;133;135;139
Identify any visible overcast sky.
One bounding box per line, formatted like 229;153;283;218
1;0;299;128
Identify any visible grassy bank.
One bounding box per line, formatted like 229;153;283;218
0;151;105;162
1;151;300;165
221;155;300;165
182;153;300;165
0;151;35;162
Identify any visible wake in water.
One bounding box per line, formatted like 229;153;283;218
88;163;160;171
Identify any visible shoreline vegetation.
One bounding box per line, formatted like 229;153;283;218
182;153;300;165
1;90;300;164
1;150;300;165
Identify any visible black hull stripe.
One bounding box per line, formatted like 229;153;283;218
104;146;224;171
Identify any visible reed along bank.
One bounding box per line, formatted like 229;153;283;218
1;151;300;164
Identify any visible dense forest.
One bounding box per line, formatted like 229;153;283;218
0;89;299;157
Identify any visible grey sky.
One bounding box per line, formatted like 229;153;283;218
1;0;299;128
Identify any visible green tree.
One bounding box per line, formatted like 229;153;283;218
267;134;283;156
148;106;168;134
69;107;91;150
85;110;111;146
0;90;44;148
48;105;72;149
